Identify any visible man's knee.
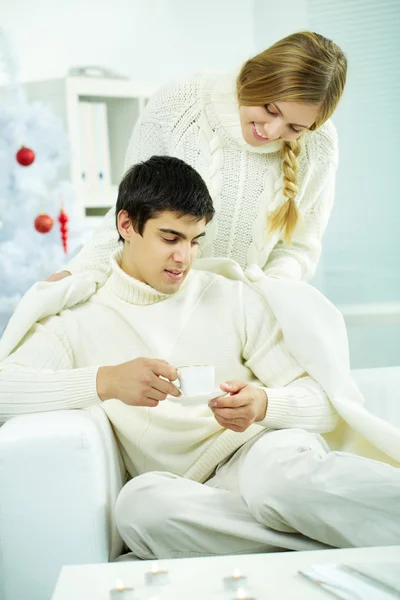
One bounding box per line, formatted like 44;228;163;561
115;471;181;543
239;429;328;527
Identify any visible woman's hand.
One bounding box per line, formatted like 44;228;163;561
209;381;268;432
45;270;72;282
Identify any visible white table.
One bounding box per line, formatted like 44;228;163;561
52;546;400;599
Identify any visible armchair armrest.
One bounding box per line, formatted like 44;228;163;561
0;406;125;600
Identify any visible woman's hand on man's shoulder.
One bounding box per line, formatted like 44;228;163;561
45;270;71;282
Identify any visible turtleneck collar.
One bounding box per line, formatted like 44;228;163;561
106;248;171;305
207;71;283;155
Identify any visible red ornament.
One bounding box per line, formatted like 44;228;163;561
34;213;54;234
58;208;69;254
16;146;35;166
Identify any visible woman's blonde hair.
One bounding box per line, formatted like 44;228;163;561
237;31;347;244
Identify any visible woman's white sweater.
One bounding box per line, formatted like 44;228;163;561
66;72;338;280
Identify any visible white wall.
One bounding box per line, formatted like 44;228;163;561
306;0;400;308
253;0;309;51
2;0;256;85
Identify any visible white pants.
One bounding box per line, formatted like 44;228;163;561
115;429;400;559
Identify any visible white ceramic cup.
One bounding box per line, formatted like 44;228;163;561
177;365;215;397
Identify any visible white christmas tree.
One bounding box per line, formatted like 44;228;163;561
0;30;81;330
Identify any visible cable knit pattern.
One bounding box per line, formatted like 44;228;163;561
66;72;338;281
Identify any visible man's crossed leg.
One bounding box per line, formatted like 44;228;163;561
116;429;400;559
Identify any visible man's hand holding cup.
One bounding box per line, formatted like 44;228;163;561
97;357;181;407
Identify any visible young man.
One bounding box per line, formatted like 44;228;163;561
0;156;398;558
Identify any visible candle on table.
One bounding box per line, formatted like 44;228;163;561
235;587;256;600
109;579;134;599
145;562;170;586
223;569;248;591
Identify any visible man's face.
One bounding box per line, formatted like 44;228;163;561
118;210;207;294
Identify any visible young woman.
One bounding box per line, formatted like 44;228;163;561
49;30;347;281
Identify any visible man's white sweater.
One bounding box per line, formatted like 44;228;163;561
0;251;337;483
66;72;338;281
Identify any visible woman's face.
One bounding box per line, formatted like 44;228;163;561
239;101;320;146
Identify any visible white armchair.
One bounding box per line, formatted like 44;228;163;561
0;367;399;600
0;406;126;600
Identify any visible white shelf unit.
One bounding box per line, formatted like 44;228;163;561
24;76;157;221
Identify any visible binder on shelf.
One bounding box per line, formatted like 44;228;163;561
93;102;111;187
78;100;112;207
79;102;94;191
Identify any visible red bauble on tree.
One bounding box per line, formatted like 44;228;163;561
34;213;54;234
16;146;35;166
58;208;69;254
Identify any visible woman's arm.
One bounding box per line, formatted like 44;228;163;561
65;207;119;275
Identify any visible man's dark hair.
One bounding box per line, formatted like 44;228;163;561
115;155;214;241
